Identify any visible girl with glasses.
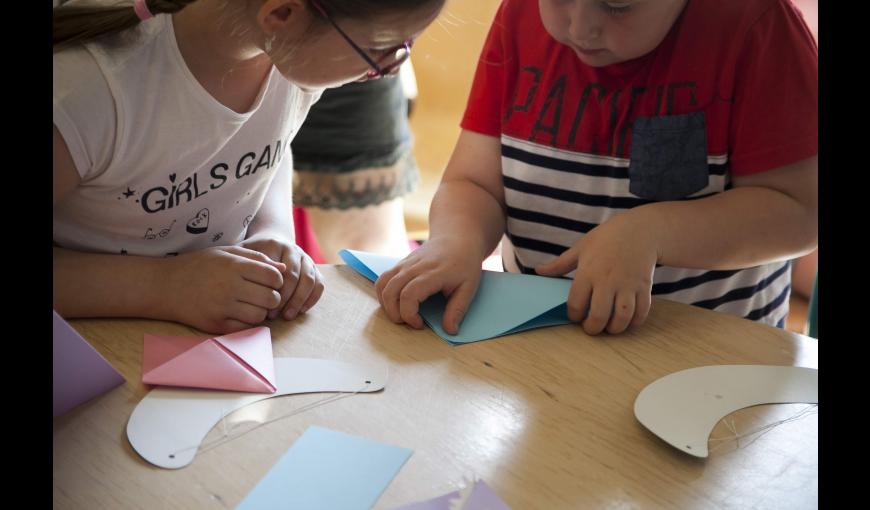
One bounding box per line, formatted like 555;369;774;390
53;0;444;334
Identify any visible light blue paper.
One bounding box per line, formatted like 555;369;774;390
237;426;413;510
339;249;573;345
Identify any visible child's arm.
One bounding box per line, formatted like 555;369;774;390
239;155;324;321
53;127;287;334
537;155;818;335
375;130;505;334
53;246;287;333
641;155;817;269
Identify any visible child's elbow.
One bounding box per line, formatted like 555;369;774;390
793;203;818;255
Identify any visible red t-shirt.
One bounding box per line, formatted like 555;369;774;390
462;0;818;175
459;0;817;327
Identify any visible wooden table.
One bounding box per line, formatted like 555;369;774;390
53;265;819;509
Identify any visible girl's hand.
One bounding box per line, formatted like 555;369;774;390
240;236;324;321
164;246;287;334
375;239;482;335
535;213;659;335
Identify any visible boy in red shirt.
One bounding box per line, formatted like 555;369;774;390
376;0;817;335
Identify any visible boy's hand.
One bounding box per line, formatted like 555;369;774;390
535;213;659;335
164;246;287;334
375;239;481;335
240;236;325;322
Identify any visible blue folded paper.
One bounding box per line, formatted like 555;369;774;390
339;249;573;345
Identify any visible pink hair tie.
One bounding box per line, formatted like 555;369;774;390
133;0;154;21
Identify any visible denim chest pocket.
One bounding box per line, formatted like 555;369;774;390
628;111;710;201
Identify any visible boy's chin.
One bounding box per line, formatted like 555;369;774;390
570;48;618;67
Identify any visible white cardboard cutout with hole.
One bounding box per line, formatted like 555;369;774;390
127;358;388;469
634;365;817;458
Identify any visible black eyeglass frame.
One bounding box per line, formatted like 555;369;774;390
309;0;412;79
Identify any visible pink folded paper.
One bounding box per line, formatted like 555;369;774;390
142;326;277;393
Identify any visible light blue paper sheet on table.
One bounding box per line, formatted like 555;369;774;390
339;249;573;345
237;426;412;510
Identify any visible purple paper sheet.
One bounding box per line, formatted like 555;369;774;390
53;311;125;417
391;480;511;510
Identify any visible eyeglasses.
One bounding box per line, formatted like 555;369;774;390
309;0;412;79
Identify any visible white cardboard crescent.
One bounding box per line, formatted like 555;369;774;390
634;365;817;458
127;357;388;469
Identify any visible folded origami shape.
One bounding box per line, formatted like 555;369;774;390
53;310;125;417
339;249;573;345
142;326;277;393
